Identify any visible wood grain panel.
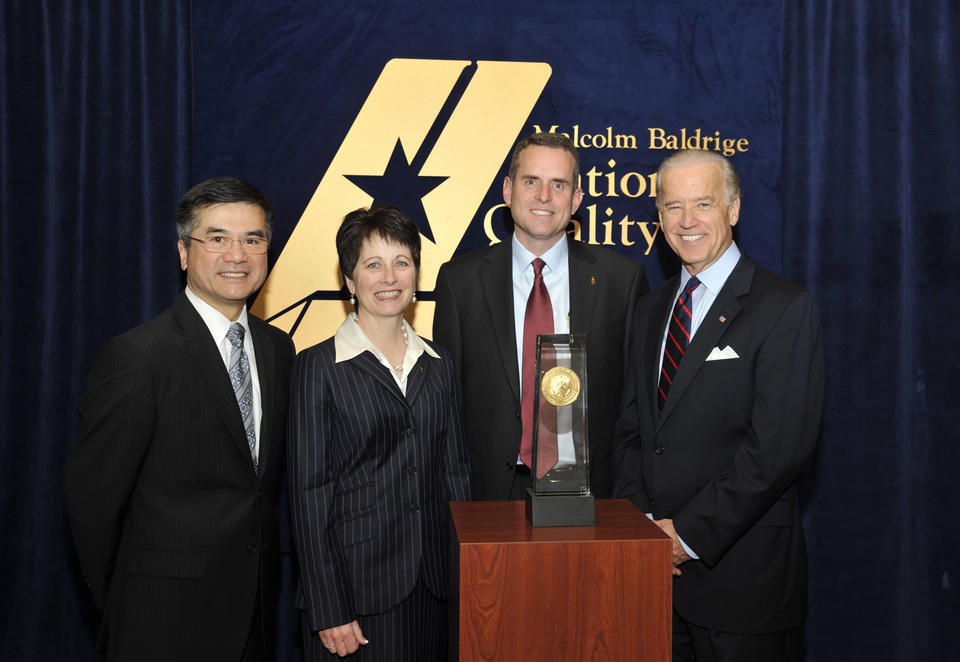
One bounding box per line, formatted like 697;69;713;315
450;499;671;661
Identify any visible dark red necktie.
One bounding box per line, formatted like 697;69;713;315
519;258;557;477
657;276;701;415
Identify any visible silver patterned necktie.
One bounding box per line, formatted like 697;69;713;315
226;323;257;469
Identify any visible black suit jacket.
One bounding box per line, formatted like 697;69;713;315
287;336;470;631
612;254;824;633
64;293;294;661
433;237;648;499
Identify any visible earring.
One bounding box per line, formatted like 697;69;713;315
350;294;355;305
412;293;417;303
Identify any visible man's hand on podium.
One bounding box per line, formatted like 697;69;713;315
654;518;690;576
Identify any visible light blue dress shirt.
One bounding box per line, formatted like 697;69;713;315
511;234;575;464
657;241;742;375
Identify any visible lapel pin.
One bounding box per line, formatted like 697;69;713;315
719;315;727;323
590;275;598;286
419;366;424;374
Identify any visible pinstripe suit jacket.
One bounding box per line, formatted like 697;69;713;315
288;335;470;632
64;293;294;661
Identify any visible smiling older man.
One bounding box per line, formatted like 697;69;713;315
613;149;825;661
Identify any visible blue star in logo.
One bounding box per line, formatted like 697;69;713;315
344;139;447;243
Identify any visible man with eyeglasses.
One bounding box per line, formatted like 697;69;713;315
64;177;294;662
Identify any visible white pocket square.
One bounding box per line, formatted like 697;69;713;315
706;345;740;361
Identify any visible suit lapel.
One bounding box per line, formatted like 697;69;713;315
568;239;600;335
250;320;274;477
657;257;754;425
479;243;521;404
173;296;256;475
349;351;409;407
404;352;433;404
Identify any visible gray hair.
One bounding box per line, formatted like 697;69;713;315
655;150;740;209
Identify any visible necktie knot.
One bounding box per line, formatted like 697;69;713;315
683;276;701;299
532;257;546;278
227;323;245;349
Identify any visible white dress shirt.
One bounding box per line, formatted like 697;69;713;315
334;313;439;396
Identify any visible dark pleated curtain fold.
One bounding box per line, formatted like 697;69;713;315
782;1;960;659
0;1;190;659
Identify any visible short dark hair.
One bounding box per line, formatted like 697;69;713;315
176;177;275;244
336;205;422;280
507;131;580;185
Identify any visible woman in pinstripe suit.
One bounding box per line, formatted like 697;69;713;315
289;205;471;660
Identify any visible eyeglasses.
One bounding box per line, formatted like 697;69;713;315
186;234;269;254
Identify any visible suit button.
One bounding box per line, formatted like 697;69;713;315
655;447;664;455
505;462;514;470
247;545;257;554
408;503;419;512
408;466;418;475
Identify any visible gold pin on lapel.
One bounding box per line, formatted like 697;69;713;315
590;275;598;285
719;315;727;323
419;366;424;374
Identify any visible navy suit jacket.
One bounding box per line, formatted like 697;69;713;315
288;336;470;631
433;237;648;499
64;293;295;661
613;254;824;633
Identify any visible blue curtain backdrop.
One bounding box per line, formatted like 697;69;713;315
1;1;192;659
782;1;960;658
1;1;957;660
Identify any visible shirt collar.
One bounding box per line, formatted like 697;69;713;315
334;313;439;364
680;241;741;295
184;286;250;343
511;233;568;275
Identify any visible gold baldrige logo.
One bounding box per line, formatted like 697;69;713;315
252;58;551;350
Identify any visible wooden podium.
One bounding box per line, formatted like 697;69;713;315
449;499;671;662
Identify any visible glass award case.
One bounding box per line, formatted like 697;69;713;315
525;333;596;526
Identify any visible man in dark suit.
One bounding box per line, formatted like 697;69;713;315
612;149;824;660
64;177;295;662
434;132;648;500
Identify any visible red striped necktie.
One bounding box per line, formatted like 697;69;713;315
657;276;701;415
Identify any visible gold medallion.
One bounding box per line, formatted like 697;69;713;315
540;366;580;406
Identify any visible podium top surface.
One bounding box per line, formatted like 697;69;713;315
449;499;671;545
